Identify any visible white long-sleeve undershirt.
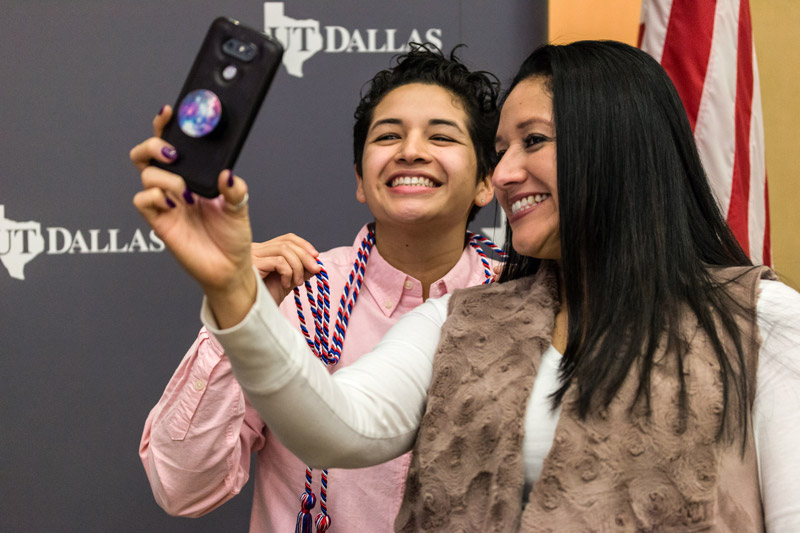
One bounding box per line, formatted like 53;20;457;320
202;275;800;531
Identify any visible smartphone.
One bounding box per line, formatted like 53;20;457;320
153;17;283;197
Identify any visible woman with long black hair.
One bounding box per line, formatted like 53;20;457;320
134;40;800;531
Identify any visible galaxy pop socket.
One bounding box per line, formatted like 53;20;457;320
177;89;222;138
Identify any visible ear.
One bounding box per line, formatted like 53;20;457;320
473;173;494;206
355;164;367;204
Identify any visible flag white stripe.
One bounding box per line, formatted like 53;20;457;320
693;1;739;215
638;0;673;62
748;48;767;264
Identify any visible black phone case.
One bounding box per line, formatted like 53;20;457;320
154;17;283;198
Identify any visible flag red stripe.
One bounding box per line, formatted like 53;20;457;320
726;0;754;253
659;0;717;131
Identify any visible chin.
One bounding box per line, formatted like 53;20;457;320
512;236;560;261
380;209;436;226
511;235;540;257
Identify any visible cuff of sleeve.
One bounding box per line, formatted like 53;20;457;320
200;268;304;395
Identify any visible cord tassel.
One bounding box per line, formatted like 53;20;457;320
295;512;312;533
295;491;316;533
315;513;331;532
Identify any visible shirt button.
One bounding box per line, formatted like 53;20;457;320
193;379;205;391
385;300;393;309
404;280;414;290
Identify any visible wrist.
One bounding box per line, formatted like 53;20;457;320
204;267;258;329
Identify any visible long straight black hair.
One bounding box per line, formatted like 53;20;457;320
498;41;754;443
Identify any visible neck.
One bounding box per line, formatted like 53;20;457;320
372;220;468;300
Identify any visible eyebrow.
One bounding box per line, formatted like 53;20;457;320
370;118;402;131
495;117;553;144
429;118;464;132
369;118;465;133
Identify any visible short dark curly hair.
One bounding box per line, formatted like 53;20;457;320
352;43;501;221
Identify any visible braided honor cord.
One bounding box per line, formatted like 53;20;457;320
292;229;504;532
466;231;507;283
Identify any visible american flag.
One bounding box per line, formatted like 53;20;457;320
639;0;771;266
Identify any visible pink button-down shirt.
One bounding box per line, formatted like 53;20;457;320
139;225;493;532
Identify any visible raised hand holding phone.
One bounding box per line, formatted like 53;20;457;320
132;17;283;326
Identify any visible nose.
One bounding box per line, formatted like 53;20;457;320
395;133;431;164
491;148;526;189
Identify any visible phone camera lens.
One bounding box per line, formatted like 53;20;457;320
222;38;257;62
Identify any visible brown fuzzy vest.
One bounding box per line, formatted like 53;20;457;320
396;264;774;532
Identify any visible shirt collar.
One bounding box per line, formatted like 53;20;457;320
359;224;491;318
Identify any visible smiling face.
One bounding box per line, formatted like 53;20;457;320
356;83;492;231
493;77;560;260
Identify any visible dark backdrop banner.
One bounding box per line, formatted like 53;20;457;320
0;2;547;531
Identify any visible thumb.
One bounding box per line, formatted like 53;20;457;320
218;170;249;214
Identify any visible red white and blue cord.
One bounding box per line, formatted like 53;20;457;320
292;228;504;532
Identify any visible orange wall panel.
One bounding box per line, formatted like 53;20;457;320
549;0;641;45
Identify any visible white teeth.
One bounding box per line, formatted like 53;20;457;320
390;176;436;188
510;194;549;215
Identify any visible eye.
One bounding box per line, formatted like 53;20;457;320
492;149;506;166
523;133;552;149
374;132;400;142
430;134;455;143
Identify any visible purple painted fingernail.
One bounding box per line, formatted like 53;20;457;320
158;105;167;116
161;146;177;161
182;188;195;205
226;170;234;188
166;196;176;209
